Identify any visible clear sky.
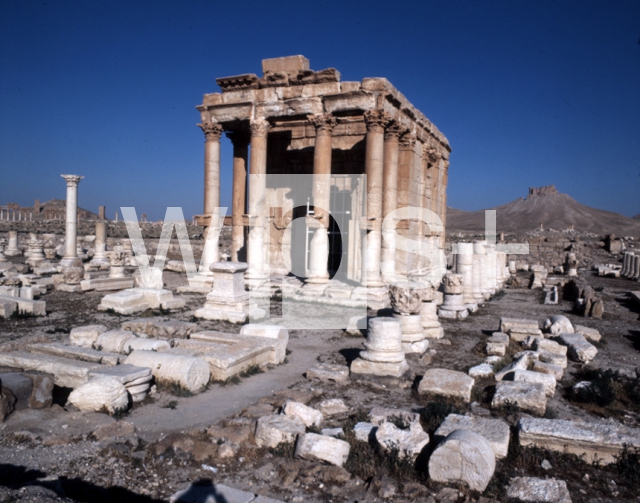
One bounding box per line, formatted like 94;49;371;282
1;0;639;220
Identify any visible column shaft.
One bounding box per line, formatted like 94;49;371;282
61;175;84;265
381;124;401;281
228;132;249;262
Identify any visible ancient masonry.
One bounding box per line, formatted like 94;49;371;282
192;55;451;295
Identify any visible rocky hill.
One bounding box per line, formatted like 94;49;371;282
447;185;640;236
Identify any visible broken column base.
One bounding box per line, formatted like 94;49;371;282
194;295;251;324
393;313;428;354
98;288;185;315
350;358;409;378
439;294;469;319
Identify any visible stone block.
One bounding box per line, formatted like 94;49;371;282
98;289;151;315
80;277;134;292
495;354;532;381
306;363;349;384
434;413;510;459
68;377;129;415
350;358;408;378
533;361;564;381
353;422;377;442
375;421;430;460
538;350;568;368
295;432;350;466
500;317;539;333
429;429;496;492
486;342;506;356
492;381;546;416
26;371;54;409
519;417;640;464
468;363;494;378
96;330;137;353
488;332;509;344
0;372;33;410
506;477;572;502
512;369;557;397
239;324;289;364
321;427;344;438
262;55;309;74
70;325;108;348
574;325;601;343
0;298;17;319
534;338;567;356
0;351;104;388
323;90;376;114
283;401;323;428
316;398;349;416
0;295;46;316
124;338;170;352
418;368;475;402
254;414;306;448
555;333;597;363
543;315;574;335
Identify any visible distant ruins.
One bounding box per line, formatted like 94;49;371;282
0;199;99;222
193;55;451;291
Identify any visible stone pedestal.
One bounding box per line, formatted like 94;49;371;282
530;265;548;288
565;253;578;277
508;260;517;275
195;262;250;323
438;273;469;319
5;231;21;257
350;317;409;377
26;239;46;268
58;257;84;292
59;174;83;268
107;251;127;278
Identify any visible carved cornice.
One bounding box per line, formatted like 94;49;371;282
250;119;270;138
423;143;440;165
225;131;250;149
363;110;391;133
198;121;223;142
61;175;84;187
216;74;259;92
308;113;337;136
399;132;417;149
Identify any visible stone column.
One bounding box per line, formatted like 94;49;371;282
60;174;84;268
633;255;640;280
472;240;488;301
438;273;469;319
622;252;632;276
361;110;390;287
455;242;477;310
198;120;223;272
90;220;109;268
484;243;497;294
394;130;415;277
5;230;21;256
227;131;250;263
306;113;336;285
380;122;402;282
245;119;270;289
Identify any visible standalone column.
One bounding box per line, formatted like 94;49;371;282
455;242;477;311
245;119;270;289
90;219;109;268
361;110;390;287
306;113;336;285
472;240;487;301
622;252;632;276
381;123;402;282
484;243;497;294
198;120;223;273
394;130;415;277
60;175;84;268
5;230;21;256
227;131;250;262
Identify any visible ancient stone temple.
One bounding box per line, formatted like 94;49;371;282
195;56;450;291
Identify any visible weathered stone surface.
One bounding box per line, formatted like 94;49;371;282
534;338;567;356
124;338;171;352
533;361;564;381
0;351;103;388
500;317;539;333
538;351;568;368
375;421;430;460
556;333;597;363
486;342;506;356
434;414;510;459
353;422;376;442
0;295;46;316
239;324;289;364
121;318;196;340
254;415;306;448
125;351;209;392
518;417;640;464
89;364;152;385
0;372;32;410
169;482;263;503
98;289;151;315
428;429;496;491
495;354;531;381
68;377;129;415
543;315;574;335
512;369;557;397
488;332;509;344
492;381;547;415
316;398;349;416
574;325;601;343
283;401;323;428
295;432;350;466
26;371;54;408
69;325;108;348
389;282;425;315
418;369;474;402
0;298;17;319
95;330;137;353
506;477;572;503
91;420;136;442
321;427;344;438
306;363;349;384
370;407;421;428
469;363;495;378
1;386;16;421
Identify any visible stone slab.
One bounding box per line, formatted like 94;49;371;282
80;277;134;292
555;333;597;363
0;298;17;319
0;295;45;316
121;317;197;339
350;358;408;378
518;417;640;464
506;477;572;503
0;351;104;388
492;381;546;416
28;343;122;366
417;368;475;402
306;363;350;384
89;364;152;385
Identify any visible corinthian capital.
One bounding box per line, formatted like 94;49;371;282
308;113;337;136
384;122;406;141
61;174;84;187
198;120;223;142
250;119;270;138
399;132;417;149
364;110;391;133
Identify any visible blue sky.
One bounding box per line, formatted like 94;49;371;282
1;0;639;220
